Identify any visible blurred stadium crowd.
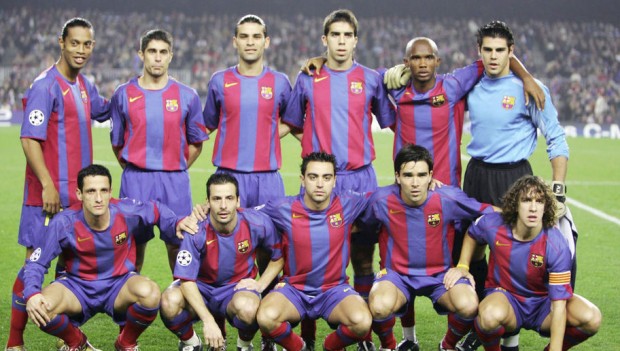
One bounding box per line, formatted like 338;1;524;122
1;7;618;123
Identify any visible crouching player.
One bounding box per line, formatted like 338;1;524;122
23;164;191;351
256;152;373;351
359;144;497;350
160;173;283;351
445;175;601;351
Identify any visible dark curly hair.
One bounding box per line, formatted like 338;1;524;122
500;175;556;229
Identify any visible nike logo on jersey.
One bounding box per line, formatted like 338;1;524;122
495;240;510;247
14;299;26;306
129;96;143;103
77;236;91;243
207;239;217;245
389;209;403;214
292;213;304;219
224;82;238;88
62;88;70;96
314;77;328;83
343;288;351;292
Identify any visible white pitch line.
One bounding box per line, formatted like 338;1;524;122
567;198;620;227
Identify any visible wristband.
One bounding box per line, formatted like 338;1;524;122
457;263;469;271
551;181;566;203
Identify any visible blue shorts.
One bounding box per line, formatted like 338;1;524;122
55;273;135;326
271;282;359;321
120;166;192;245
18;205;51;248
484;288;552;335
216;168;285;208
375;268;470;315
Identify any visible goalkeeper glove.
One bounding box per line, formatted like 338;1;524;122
383;64;411;90
552;181;567;219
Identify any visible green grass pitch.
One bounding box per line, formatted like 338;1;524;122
0;126;617;350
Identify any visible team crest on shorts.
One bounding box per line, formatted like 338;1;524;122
166;99;179;112
350;81;363;94
81;90;88;103
502;96;516;109
261;86;273;99
530;253;544;267
427;213;441;227
274;282;286;290
115;232;127;245
431;94;446;107
375;268;388;279
329;213;343;228
237;239;250;253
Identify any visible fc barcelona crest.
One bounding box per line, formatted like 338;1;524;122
81;90;88;103
427;213;441;227
431;94;446;107
350;82;363;94
530;253;544;268
237;239;250;253
502;96;516;110
375;268;388;279
166;99;179;112
115;232;127;245
261;86;273;99
329;213;344;228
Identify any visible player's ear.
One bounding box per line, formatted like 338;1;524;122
264;36;270;49
395;172;401;185
76;187;83;201
58;36;65;50
137;50;145;62
233;36;238;49
321;35;327;47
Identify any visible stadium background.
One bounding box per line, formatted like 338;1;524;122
1;0;618;349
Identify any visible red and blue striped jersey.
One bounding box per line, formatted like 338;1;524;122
110;77;208;171
20;65;110;207
22;198;179;299
203;66;292;172
262;191;369;295
173;209;281;286
361;184;493;276
283;63;394;171
388;61;483;186
468;212;573;302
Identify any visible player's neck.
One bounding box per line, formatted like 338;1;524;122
412;77;436;94
512;222;542;241
84;210;111;232
210;214;238;235
303;195;330;211
237;61;264;76
55;60;79;83
325;58;353;71
138;74;169;90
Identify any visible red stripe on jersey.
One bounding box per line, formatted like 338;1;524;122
126;84;147;169
347;66;368;169
220;71;241;168
307;72;332;155
201;226;220;284
73;220;98;280
423;194;447;275
489;226;514;293
231;220;257;283
323;198;347;291
254;73;277;170
395;86;418;153
382;195;410;274
110;213;133;276
428;82;452;187
287;201;313;289
161;84;183;170
452;100;465;186
525;231;549;296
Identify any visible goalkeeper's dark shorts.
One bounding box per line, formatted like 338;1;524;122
462;157;532;207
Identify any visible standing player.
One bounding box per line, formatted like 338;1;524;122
445;176;601;351
23;164;187;351
7;17;109;351
110;29;209;272
160;173;283;351
202;15;291;349
282;10;394;350
459;22;569;351
360;144;496;350
256;152;373;351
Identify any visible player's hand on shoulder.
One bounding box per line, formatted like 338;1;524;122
383;64;411;90
522;75;545;111
429;178;444;191
300;56;327;76
176;216;199;239
192;203;209;222
26;293;51;327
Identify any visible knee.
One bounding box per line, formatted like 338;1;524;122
369;295;395;321
160;287;184;319
256;304;280;331
231;296;260;325
136;279;161;308
584;304;603;334
477;304;502;331
347;308;372;337
455;293;479;319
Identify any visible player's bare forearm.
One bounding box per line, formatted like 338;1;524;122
548;300;567;351
509;56;545;110
550;156;568;183
187;143;203;168
256;258;284;293
180;281;217;325
22;138;60;214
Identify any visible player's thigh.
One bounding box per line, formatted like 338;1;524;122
478;292;517;331
114;274;160;310
368;280;407;315
161;282;188;316
438;282;478;315
543;294;601;331
257;291;300;323
327;294;372;327
42;282;83;316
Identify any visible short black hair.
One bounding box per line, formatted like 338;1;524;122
61;17;94;40
476;20;514;47
206;173;239;199
323;9;358;37
394;144;434;174
77;164;111;191
140;29;173;52
235;14;267;37
300;152;337;176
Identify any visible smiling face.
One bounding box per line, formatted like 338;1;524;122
396;160;432;207
58;26;94;77
207;182;240;230
234;21;269;65
139;39;172;80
